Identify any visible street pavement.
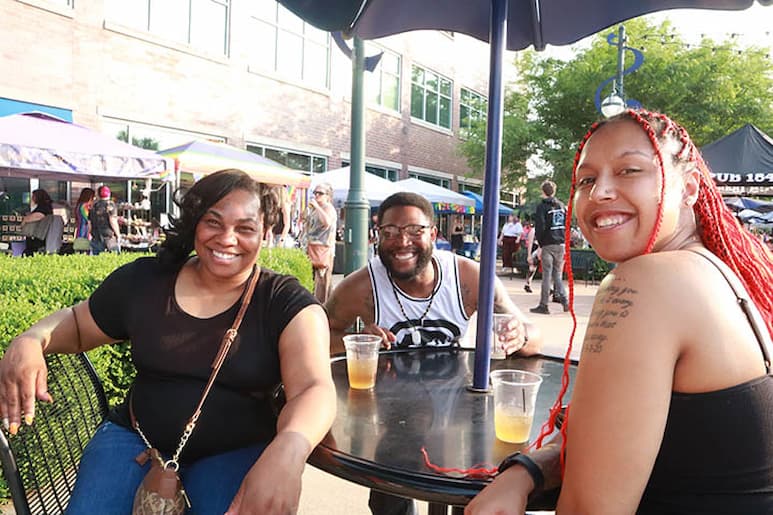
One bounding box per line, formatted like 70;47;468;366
297;270;597;515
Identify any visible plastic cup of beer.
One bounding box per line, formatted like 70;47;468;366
490;369;543;443
343;334;381;390
491;314;513;360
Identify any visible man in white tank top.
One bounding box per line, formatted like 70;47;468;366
326;192;542;356
325;192;542;515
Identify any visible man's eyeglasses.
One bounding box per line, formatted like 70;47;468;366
313;190;326;196
379;224;431;240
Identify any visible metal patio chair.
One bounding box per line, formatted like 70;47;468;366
0;353;108;515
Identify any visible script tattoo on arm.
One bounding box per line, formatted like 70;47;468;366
582;281;638;354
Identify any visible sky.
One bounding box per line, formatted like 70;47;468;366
544;3;772;60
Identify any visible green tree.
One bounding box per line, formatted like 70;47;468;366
460;17;773;203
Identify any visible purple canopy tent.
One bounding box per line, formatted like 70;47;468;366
0;112;170;182
280;0;771;389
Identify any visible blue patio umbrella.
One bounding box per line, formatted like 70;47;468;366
279;0;770;389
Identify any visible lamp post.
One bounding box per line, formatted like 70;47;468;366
594;25;644;117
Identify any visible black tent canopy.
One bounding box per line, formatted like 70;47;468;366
701;124;773;196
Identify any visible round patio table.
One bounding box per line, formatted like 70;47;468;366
308;347;576;513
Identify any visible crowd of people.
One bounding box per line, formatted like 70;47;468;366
1;109;772;514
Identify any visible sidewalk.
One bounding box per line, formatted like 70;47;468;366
297;270;596;515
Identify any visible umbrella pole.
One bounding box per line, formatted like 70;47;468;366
344;36;370;274
470;0;508;392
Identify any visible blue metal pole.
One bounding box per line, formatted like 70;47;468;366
471;0;507;391
616;25;626;100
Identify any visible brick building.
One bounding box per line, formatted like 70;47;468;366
0;0;519;214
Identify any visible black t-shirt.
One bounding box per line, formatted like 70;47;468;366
89;257;318;462
88;198;116;239
534;197;566;246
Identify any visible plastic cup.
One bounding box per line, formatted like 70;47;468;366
490;369;543;443
491;314;514;360
343;334;381;390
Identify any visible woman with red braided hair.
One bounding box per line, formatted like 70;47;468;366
467;110;773;515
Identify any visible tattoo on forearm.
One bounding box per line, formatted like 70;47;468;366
582;281;638;354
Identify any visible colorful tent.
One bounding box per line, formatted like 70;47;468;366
0;112;170;181
158;140;311;188
461;190;514;216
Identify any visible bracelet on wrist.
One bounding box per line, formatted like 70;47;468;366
497;452;544;493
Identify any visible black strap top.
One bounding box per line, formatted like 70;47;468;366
638;248;773;514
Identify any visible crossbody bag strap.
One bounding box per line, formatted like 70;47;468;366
131;265;261;465
687;248;772;373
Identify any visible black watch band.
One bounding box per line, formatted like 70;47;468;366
497;452;544;492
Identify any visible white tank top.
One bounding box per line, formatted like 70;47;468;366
368;250;470;348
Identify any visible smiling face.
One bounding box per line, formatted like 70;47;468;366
377;205;437;281
573;119;695;263
193;188;262;280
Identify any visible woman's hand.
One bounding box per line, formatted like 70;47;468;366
465;466;533;515
226;432;309;514
0;336;52;434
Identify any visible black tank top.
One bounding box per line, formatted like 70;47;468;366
638;249;773;514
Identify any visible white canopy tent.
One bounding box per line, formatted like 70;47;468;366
311;167;401;207
395;178;476;209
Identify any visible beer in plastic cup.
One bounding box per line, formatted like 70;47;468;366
343;334;381;390
490;369;543;443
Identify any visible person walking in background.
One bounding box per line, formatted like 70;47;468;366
73;188;95;253
21;189;53;256
497;214;523;276
89;185;121;255
527;180;568;314
449;215;466;255
305;182;337;302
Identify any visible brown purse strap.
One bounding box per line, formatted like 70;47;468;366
131;265;260;465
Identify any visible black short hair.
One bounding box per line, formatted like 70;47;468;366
377;192;435;225
158;169;279;268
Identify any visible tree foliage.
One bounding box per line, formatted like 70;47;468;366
459;17;773;202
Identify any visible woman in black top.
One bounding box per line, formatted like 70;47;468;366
450;215;465;254
467;110;773;514
0;170;336;514
21;188;53;256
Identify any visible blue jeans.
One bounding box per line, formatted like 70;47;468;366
66;422;266;515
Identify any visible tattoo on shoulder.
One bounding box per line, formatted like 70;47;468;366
582;279;639;354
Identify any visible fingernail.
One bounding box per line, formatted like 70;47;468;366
9;423;18;436
24;414;33;426
2;418;8;431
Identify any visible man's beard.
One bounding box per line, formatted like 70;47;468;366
378;244;433;281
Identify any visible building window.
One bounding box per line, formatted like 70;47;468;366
105;0;230;56
409;173;450;190
410;65;452;129
366;44;401;112
460;88;487;137
461;184;482;195
342;162;399;182
247;145;327;175
249;2;330;89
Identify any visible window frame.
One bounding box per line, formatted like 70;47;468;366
410;64;453;130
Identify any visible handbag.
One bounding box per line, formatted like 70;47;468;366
73;237;90;252
131;266;260;515
307;242;331;270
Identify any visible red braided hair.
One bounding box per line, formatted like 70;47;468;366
532;109;773;474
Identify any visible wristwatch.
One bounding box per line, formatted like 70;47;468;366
497;452;544;492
